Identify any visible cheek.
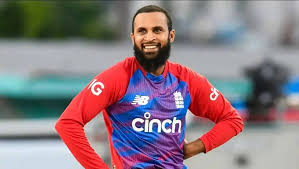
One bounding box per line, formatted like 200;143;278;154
134;37;143;47
159;36;169;46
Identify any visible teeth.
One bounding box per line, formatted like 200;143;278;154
144;46;157;49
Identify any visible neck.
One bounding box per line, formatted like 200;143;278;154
150;64;165;76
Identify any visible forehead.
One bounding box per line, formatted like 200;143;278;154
134;12;168;29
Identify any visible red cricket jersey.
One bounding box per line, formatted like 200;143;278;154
55;57;244;169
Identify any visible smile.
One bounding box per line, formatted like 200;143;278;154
142;43;160;50
144;45;157;49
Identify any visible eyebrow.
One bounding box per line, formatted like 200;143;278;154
136;27;146;31
152;26;164;30
136;26;165;31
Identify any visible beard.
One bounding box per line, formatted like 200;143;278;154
134;39;171;73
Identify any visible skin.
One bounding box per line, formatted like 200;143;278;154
130;12;175;76
183;138;206;160
131;11;206;159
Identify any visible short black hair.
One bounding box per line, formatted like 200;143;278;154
131;5;173;33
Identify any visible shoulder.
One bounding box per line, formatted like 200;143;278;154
168;60;205;83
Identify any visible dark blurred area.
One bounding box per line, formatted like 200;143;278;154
244;58;290;122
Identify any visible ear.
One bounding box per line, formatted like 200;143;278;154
169;29;176;43
130;33;135;45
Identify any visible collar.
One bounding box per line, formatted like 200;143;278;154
135;57;169;79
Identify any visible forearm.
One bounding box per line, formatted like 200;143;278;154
184;138;206;159
55;119;110;169
200;117;244;153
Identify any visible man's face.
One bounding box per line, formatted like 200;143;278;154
131;12;175;59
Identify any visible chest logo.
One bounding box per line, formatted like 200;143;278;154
132;95;149;105
210;87;219;101
174;91;184;108
132;112;182;133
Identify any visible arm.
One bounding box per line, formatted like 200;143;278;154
183;138;205;160
55;118;110;169
55;91;110;169
55;62;128;169
187;73;244;155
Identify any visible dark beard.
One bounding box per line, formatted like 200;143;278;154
134;40;171;73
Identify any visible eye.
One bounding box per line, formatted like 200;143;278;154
154;28;162;33
138;28;146;34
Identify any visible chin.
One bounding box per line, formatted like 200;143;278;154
143;52;159;59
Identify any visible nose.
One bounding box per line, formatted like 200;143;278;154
144;32;156;41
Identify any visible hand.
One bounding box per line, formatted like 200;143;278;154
183;138;206;160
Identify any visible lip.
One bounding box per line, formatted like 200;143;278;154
142;44;159;51
142;43;160;48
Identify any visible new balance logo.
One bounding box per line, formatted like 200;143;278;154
132;95;149;105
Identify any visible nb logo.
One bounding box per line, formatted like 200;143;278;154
88;79;104;96
132;95;149;105
210;87;219;101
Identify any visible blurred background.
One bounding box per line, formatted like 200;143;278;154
1;1;299;169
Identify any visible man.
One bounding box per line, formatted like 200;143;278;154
55;5;244;169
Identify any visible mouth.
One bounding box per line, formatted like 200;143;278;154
142;43;160;52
